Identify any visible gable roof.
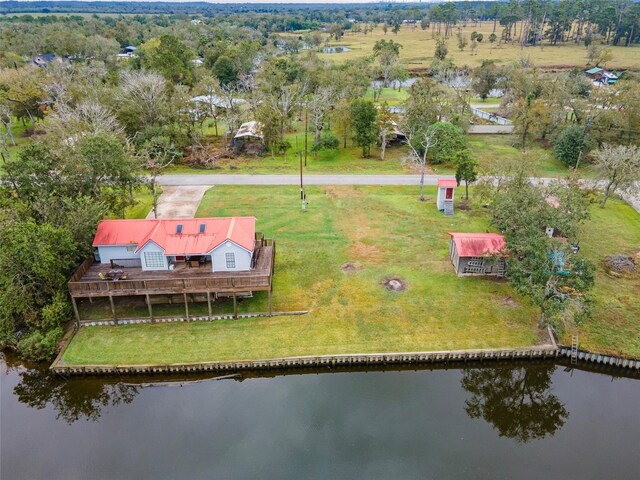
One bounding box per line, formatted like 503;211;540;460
234;121;263;140
93;217;256;255
585;67;603;74
449;232;506;257
438;178;458;188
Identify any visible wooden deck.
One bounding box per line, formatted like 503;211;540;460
68;240;275;298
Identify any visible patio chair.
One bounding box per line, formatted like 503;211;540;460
99;272;107;280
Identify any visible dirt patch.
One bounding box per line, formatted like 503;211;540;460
382;277;407;292
457;201;471;211
502;296;520;308
341;262;360;272
352;241;382;261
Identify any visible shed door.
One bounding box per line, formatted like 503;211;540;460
445;188;454;200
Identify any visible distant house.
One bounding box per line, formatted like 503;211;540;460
191;94;245;110
585;67;604;80
437;179;457;216
233;121;264;152
32;53;58;68
585;67;619;85
93;217;256;272
448;232;506;277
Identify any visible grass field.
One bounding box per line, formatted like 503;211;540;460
62;185;640;365
316;22;640;71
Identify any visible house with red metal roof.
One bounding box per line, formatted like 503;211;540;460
93;217;256;272
448;232;507;277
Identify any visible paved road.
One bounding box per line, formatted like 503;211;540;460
468;125;514;134
156;174;640;213
158;174;456;187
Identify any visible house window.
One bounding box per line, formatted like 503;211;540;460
144;252;164;268
225;252;236;269
126;245;136;252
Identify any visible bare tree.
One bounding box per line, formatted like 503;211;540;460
593;144;640;208
0;100;16;155
377;103;394;161
402;124;437;201
308;86;333;159
118;71;167;128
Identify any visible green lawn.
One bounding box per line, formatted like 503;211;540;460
365;86;410;106
571;201;640;357
62;186;640;365
63;185;543;365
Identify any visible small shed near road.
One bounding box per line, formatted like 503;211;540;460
448;232;506;277
437;179;457;215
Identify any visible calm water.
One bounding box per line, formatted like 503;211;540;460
1;354;639;480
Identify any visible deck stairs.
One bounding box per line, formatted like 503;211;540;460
444;200;454;216
571;334;579;365
496;259;506;278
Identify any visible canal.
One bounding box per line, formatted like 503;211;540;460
1;354;639;479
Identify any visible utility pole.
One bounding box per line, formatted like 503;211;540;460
304;105;308;167
300;152;306;211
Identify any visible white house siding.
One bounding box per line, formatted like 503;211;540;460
139;241;168;271
437;188;445;210
96;245;140;265
210;241;252;272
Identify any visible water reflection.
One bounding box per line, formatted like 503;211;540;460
4;354;138;424
461;365;569;443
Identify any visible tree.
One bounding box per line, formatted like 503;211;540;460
461;365;569;443
428;121;465;164
454;149;478;200
139;35;194;85
0;219;78;360
551;125;591;168
434;35;448;60
592;144;640;208
350;99;378;157
377;103;395;161
117;71;167;134
402;122;436;201
472;60;499;101
372;39;403;91
490;174;594;328
212;55;238;86
456;31;468;51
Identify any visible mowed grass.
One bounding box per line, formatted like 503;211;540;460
572;201;640;357
315;23;640;70
63;185;543;365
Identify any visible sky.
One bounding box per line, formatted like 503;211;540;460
11;0;465;3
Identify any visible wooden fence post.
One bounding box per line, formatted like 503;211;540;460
233;293;237;319
184;293;190;321
71;297;81;328
146;294;154;323
207;292;212;320
109;295;117;325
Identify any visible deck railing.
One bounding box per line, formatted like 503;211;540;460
68;240;275;298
